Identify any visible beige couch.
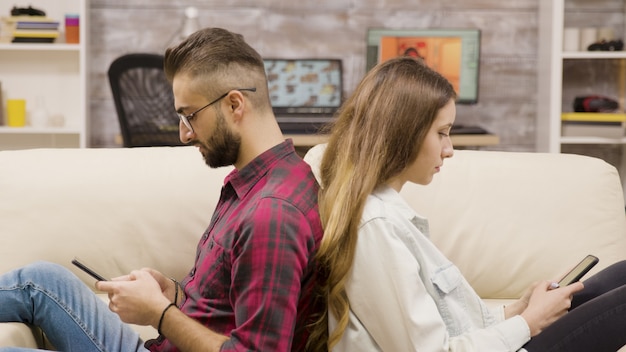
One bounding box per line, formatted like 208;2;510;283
1;145;625;349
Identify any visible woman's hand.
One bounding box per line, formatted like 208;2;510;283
520;280;584;336
504;282;537;318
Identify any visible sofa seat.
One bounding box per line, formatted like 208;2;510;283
1;145;625;349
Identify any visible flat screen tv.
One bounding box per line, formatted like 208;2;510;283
366;28;481;104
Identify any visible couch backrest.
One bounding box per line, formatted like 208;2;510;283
0;147;231;283
304;145;626;299
3;146;625;300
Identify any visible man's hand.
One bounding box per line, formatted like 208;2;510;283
97;269;171;327
143;268;179;304
98;269;228;351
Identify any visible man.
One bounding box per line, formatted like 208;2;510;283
0;28;324;352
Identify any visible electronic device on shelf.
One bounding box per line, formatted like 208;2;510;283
366;28;481;104
264;58;343;135
573;95;619;113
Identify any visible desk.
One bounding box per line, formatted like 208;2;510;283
286;133;500;147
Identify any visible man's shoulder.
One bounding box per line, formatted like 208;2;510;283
264;154;320;202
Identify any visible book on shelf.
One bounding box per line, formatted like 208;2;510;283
11;30;59;43
12;30;59;38
1;16;59;24
15;21;60;30
561;112;626;123
1;16;60;43
12;37;56;43
562;120;625;138
561;112;626;138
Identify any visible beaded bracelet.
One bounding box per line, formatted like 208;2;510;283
158;303;176;336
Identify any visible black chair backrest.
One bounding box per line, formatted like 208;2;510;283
108;53;184;147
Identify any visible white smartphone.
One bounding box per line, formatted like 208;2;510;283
71;257;109;281
557;254;599;287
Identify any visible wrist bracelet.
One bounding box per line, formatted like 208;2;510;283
170;277;179;306
157;303;176;336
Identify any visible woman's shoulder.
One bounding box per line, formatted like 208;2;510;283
364;185;412;210
362;187;413;225
361;189;391;221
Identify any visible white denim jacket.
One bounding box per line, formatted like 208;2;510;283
330;185;530;351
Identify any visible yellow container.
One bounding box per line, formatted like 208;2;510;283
6;99;26;127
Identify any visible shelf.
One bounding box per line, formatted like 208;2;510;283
562;51;626;59
560;136;626;144
537;0;626;153
0;126;81;134
0;43;81;51
0;0;89;150
538;0;626;201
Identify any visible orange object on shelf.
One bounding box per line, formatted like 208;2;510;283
65;14;79;43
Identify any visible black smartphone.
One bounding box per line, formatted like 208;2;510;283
71;257;109;281
558;254;599;287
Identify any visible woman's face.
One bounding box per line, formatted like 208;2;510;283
389;98;456;191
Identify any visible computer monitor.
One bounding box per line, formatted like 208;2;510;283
366;28;481;104
264;58;343;134
264;58;343;117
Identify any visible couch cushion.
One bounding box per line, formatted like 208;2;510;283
402;150;626;299
304;145;626;299
0;147;232;286
0;323;40;348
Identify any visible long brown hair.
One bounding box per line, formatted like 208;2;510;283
309;56;456;350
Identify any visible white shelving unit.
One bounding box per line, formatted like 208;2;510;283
537;0;626;151
0;0;88;150
538;0;626;198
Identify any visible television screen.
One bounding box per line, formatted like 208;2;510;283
366;28;481;104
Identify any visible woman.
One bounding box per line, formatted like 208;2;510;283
308;56;626;351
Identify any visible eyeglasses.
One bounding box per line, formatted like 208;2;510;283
177;87;256;133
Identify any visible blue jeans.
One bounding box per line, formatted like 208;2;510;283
0;261;148;352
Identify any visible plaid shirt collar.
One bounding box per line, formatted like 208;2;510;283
224;139;295;199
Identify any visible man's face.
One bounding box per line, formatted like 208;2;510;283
173;74;241;168
198;107;241;168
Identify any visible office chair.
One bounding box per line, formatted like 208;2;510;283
108;53;184;147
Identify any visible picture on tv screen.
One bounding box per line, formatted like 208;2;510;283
366;28;481;104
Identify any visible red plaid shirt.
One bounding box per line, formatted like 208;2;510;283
146;140;324;352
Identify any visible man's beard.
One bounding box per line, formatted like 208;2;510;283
202;108;241;168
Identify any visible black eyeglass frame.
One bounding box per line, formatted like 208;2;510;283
177;87;256;133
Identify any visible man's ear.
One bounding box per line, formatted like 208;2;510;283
226;91;245;123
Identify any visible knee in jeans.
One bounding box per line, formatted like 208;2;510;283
20;261;74;282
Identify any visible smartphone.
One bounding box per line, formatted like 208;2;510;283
71;257;109;281
558;254;599;287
